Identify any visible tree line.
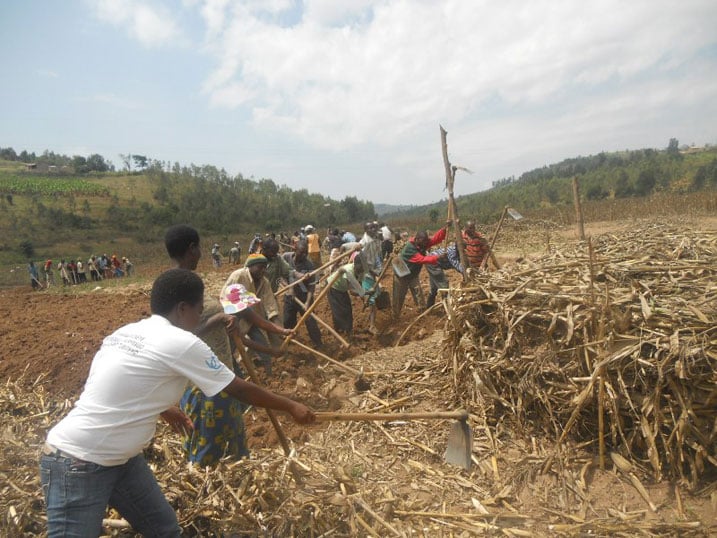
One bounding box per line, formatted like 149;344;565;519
387;140;717;223
0;147;377;250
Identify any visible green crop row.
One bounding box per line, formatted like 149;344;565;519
0;176;109;196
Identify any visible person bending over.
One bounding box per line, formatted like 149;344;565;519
40;268;314;537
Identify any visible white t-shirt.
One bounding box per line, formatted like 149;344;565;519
47;315;235;466
380;225;392;242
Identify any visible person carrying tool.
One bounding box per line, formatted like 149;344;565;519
28;261;42;290
462;220;490;269
42;260;55;288
165;224;293;466
229;241;241;264
425;244;464;308
262;237;293;294
359;222;383;334
248;233;263;254
326;252;365;337
221;253;283;374
211;243;222;268
392;221;451;318
39;268;314;537
283;239;323;348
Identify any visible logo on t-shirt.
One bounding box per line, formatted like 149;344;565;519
205;355;223;370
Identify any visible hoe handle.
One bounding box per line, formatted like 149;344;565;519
316;410;468;422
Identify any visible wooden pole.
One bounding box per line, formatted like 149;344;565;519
275;245;360;297
439;126;469;281
572;176;585;240
292;296;350;349
229;330;304;484
481;206;508;271
289;339;363;377
280;270;338;352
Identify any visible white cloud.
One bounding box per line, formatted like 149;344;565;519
197;0;716;154
90;0;180;47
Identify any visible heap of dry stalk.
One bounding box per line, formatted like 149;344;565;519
445;223;717;487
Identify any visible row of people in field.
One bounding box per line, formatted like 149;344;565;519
28;254;134;289
40;220;492;536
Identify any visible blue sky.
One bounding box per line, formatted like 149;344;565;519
1;1;715;205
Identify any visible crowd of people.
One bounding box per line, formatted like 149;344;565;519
38;219;492;536
28;254;134;289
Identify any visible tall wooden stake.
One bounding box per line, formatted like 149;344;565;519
439;126;469;281
572;176;585;240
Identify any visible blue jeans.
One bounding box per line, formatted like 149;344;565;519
40;450;180;537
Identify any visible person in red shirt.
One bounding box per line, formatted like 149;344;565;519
392;221;450;318
462;220;490;270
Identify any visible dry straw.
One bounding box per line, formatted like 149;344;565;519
444;223;716;487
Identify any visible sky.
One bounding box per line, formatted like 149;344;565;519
1;1;716;205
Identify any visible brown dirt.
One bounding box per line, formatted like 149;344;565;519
3;226;715;534
0;257;446;440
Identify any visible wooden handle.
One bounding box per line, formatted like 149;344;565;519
280;275;335;352
276;245;360;296
229;332;292;454
292;296;350;349
481;206;508;270
316;410;468;422
289;339;361;377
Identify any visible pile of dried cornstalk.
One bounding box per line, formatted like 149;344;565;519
444;223;717;486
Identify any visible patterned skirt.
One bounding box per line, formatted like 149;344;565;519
180;385;249;467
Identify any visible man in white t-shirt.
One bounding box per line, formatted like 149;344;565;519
41;268;315;537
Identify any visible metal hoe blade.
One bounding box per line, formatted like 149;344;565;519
444;419;472;470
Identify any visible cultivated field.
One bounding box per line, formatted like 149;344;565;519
1;213;716;537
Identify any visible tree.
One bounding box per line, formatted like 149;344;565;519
615;170;633;198
132;155;148;170
119;153;132;172
0;147;17;161
72;155;89;174
635;169;656;196
429;208;439;223
86;153;110;172
667;138;679;156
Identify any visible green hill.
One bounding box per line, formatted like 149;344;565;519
2;142;716;287
383;144;717;223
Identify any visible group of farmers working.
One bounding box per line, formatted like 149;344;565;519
28;254;133;289
40;220;490;536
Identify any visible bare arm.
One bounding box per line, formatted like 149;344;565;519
240;307;293;337
223;377;315;424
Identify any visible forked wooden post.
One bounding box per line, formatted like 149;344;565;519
439;126;469;281
572;176;585;240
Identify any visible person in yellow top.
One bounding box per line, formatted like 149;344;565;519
305;224;322;268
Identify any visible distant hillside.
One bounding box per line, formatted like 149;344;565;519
374;203;416;216
382;143;717;223
0;155;377;268
2;141;716;277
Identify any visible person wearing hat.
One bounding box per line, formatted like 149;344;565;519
248;233;263;254
164;224;293;464
211;243;221;268
229;241;241;265
221;253;283;374
40;268;314;537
